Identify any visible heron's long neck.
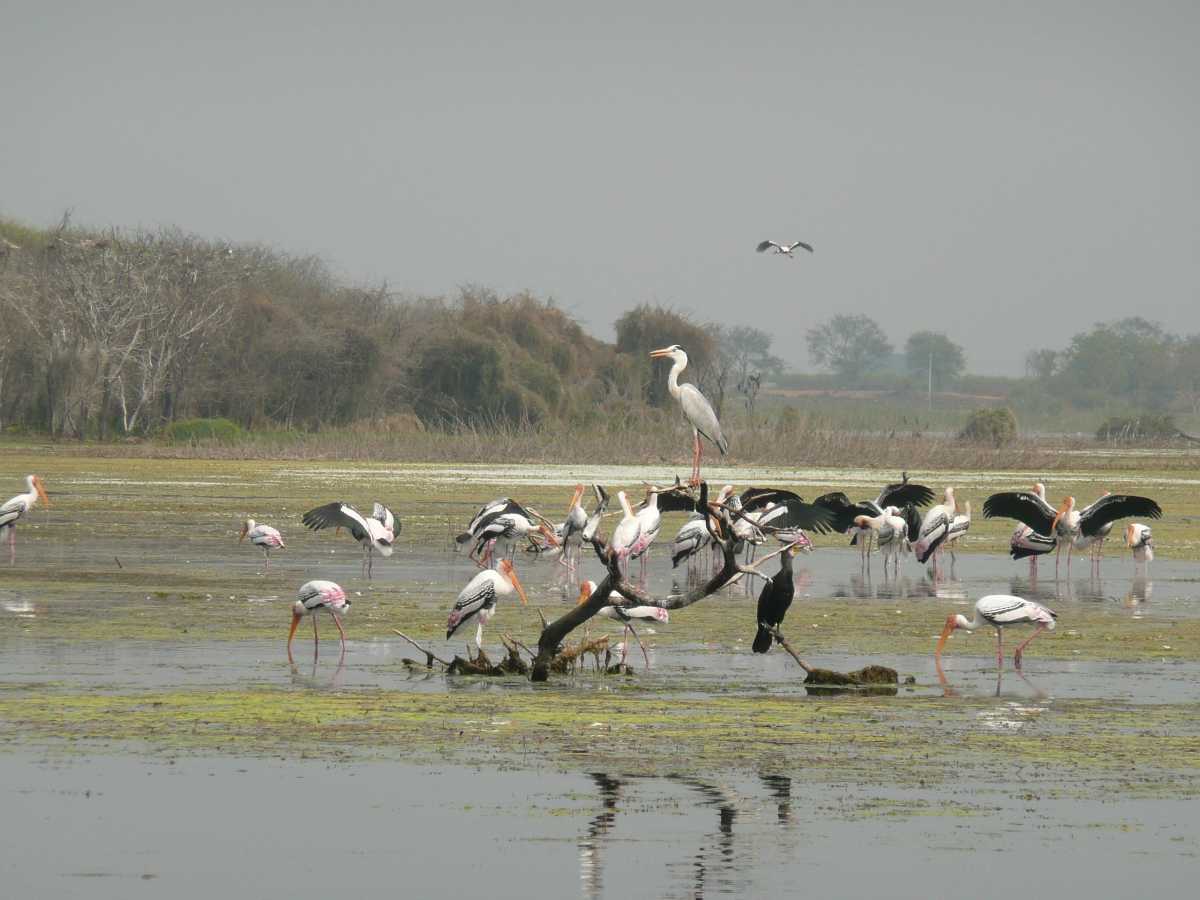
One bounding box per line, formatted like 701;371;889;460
667;358;686;399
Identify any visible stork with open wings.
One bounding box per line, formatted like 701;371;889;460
301;500;399;580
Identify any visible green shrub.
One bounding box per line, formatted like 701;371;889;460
959;407;1017;446
164;417;245;443
1095;414;1179;442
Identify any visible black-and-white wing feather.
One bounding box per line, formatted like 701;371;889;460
982;491;1058;534
1077;495;1162;536
302;502;371;542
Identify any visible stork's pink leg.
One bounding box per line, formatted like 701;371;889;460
1013;625;1047;669
312;614;319;657
331;612;347;654
995;628;1003;669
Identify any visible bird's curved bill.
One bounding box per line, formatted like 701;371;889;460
568;484;584;514
539;524;560;547
649;347;672;359
510;571;529;606
1124;524;1135;548
239;524;248;542
577;583;592;605
934;615;957;658
34;478;49;507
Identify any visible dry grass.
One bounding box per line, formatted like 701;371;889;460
6;415;1199;472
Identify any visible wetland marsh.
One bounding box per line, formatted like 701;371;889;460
2;451;1198;897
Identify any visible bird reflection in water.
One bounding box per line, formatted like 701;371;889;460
1124;576;1152;608
578;773;623;900
759;773;795;826
288;649;346;689
937;655;1049;700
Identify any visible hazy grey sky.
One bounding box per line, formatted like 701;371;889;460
3;1;1198;373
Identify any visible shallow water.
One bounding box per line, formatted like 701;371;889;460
2;753;1194;899
2;457;1198;897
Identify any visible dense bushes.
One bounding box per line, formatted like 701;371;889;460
960;407;1018;446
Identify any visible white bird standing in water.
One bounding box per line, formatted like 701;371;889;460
1125;523;1153;568
649;345;729;486
0;474;49;561
239;518;285;571
578;580;668;667
446;559;528;650
287;580;350;661
935;594;1057;670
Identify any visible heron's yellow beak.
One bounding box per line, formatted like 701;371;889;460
649;347;673;358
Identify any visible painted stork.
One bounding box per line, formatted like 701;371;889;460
557;484;588;570
671;514;712;569
629;487;662;573
0;474;49;560
581;484;610;543
752;543;800;653
911;488;957;569
446;558;528;649
456;497;557;568
852;508;912;576
287;580;350;661
814;475;935;564
755;239;814;257
239;518;285;570
578;580;669;666
734;487;836;561
302;501;398;579
1125;523;1153;567
943;501;971;563
610;491;642;569
935;594;1057;670
649;345;729;486
983;489;1161;576
1008;483;1055;576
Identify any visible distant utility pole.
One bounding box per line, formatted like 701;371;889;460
928;351;933;411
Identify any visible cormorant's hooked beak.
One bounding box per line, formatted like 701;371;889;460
934;615;958;659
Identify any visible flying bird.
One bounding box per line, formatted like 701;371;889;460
301;501;398;579
935;594;1057;670
650;344;729;486
287;580;350;661
756;240;814;257
239;518;285;571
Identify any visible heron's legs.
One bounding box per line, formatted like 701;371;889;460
690;430;702;486
1013;625;1047;669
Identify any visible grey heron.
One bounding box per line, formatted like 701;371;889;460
649;345;729;486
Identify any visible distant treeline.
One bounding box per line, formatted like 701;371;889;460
797;312;1200;422
0;217;780;438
